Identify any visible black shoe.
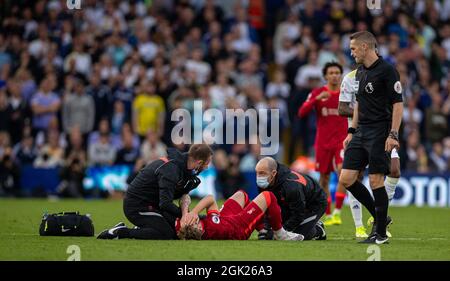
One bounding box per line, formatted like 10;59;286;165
314;221;327;240
369;216;392;237
97;222;127;239
359;234;389;244
258;228;274;240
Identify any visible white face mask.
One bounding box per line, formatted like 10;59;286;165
256;176;270;189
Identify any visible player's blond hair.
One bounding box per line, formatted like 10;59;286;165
177;224;203;240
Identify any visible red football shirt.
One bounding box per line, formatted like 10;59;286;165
298;85;348;149
200;210;243;240
175;211;241;240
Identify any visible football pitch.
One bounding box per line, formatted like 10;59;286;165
0;199;449;261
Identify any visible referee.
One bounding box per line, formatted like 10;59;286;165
339;31;403;244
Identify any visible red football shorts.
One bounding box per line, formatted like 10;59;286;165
315;145;344;174
220;198;264;240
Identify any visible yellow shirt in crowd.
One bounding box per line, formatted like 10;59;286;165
132;93;165;136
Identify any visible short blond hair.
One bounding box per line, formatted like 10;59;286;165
177;224;203;240
350;31;377;50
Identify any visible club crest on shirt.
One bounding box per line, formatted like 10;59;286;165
212;215;220;224
365;82;374;94
353;80;359;92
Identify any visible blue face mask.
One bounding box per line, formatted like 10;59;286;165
256;176;270;189
190;162;204;176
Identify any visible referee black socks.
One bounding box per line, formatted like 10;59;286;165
373;187;389;237
346;181;376;219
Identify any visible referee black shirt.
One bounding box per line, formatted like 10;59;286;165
355;57;403;125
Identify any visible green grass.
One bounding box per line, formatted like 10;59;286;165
0;199;449;261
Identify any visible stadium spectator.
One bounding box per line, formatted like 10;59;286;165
240;142;262;173
117;123;141;150
132;80;165;139
111;100;127;136
88;118;112;148
429;141;448;173
275;37;297;66
28;23;51;61
106;33;132;68
30;75;60;135
405;130;429;173
235;59;264;89
62;78;95;136
111;74;134;118
14;69;37;105
6;78;29;145
136;28;158;64
88;132;116;166
185;47;211;85
59;129;86;198
65;127;87;169
209;73;237;112
220;153;249;199
13;134;38;166
0;87;10;133
63;36;92;77
35;116;66;149
140;129;167;164
85;73;113;129
0;147;20;197
115;129;140;166
34;130;64;168
444;137;450;166
57;156;85;198
273;11;302;60
426;91;448;144
0;131;10;160
284;44;307;89
213;150;247;200
403;97;423;139
294;50;322;89
265;69;290;127
98;54;119;82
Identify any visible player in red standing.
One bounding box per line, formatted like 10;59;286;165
298;62;348;226
176;190;304;241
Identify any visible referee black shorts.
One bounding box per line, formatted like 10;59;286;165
342;123;391;175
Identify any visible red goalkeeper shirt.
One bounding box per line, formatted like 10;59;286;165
298;85;348;149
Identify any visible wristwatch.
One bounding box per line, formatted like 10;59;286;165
347;127;356;134
389;130;399;141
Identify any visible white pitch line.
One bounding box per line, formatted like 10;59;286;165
0;233;39;236
329;237;448;241
0;234;448;241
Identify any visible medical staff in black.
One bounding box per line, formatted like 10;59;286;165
255;157;327;240
97;144;213;240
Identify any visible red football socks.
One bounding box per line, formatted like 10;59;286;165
326;196;332;215
263;191;283;231
335;192;346;210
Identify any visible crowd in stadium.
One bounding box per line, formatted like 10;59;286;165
0;0;449;198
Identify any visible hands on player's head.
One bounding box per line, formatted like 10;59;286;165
177;222;203;240
180;212;199;228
